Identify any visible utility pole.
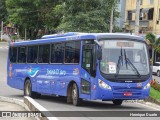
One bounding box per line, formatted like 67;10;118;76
25;28;27;40
1;21;3;41
135;0;140;35
155;0;159;34
110;4;114;33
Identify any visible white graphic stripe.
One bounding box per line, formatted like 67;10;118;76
30;70;39;77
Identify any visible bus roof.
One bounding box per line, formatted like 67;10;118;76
11;32;144;46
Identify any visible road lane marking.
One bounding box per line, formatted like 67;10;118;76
25;96;59;120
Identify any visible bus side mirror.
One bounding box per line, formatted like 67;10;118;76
97;48;102;60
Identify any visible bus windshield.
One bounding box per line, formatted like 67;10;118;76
99;40;149;76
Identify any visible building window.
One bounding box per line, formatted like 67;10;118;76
127;11;132;20
148;8;154;20
149;0;154;5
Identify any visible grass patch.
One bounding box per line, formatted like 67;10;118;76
150;87;160;101
0;39;7;42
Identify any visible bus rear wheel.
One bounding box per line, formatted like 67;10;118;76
157;71;160;77
72;83;81;106
24;79;41;99
112;100;123;105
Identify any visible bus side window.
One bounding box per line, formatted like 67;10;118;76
10;47;17;63
65;41;80;63
27;46;38;63
18;47;26;63
38;44;50;63
51;43;64;63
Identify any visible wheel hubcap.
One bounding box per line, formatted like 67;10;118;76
72;88;77;100
26;82;30;96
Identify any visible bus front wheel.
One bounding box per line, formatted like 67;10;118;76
24;79;41;99
72;83;81;106
112;100;123;105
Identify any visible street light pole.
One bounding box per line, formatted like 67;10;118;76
110;3;114;33
135;0;140;35
25;28;27;40
1;21;3;41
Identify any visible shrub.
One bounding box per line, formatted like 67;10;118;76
150;79;156;86
0;39;7;42
150;79;159;90
158;85;160;92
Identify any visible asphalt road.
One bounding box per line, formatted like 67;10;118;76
0;42;160;120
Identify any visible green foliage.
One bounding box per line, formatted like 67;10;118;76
145;33;160;64
150;87;160;101
11;34;19;41
145;33;156;44
150;79;160;92
145;32;160;50
6;0;62;39
5;0;119;39
58;0;119;32
154;38;160;53
0;0;7;21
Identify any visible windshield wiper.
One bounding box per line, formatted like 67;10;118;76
124;49;141;78
115;47;123;78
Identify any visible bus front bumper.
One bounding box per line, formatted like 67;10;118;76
92;87;150;101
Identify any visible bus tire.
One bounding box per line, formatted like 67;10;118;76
112;100;123;105
24;79;41;99
72;83;81;106
157;70;160;77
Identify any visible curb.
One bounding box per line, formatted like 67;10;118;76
24;96;58;120
0;96;29;111
144;96;160;106
0;96;58;120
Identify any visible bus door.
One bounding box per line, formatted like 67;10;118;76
80;41;96;98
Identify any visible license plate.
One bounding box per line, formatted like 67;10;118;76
124;92;132;96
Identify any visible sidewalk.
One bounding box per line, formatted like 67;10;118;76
0;101;35;120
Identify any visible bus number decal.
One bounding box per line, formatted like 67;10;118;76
47;69;66;76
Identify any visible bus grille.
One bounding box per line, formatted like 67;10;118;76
112;86;142;99
112;86;142;92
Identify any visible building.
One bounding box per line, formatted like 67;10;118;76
124;0;160;34
116;0;126;30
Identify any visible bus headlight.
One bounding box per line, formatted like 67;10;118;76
98;79;111;90
144;83;150;89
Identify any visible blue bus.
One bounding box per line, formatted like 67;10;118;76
7;32;151;106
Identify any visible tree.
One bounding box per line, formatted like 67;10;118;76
5;0;119;39
145;33;160;64
0;0;7;21
6;0;63;39
58;0;119;32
